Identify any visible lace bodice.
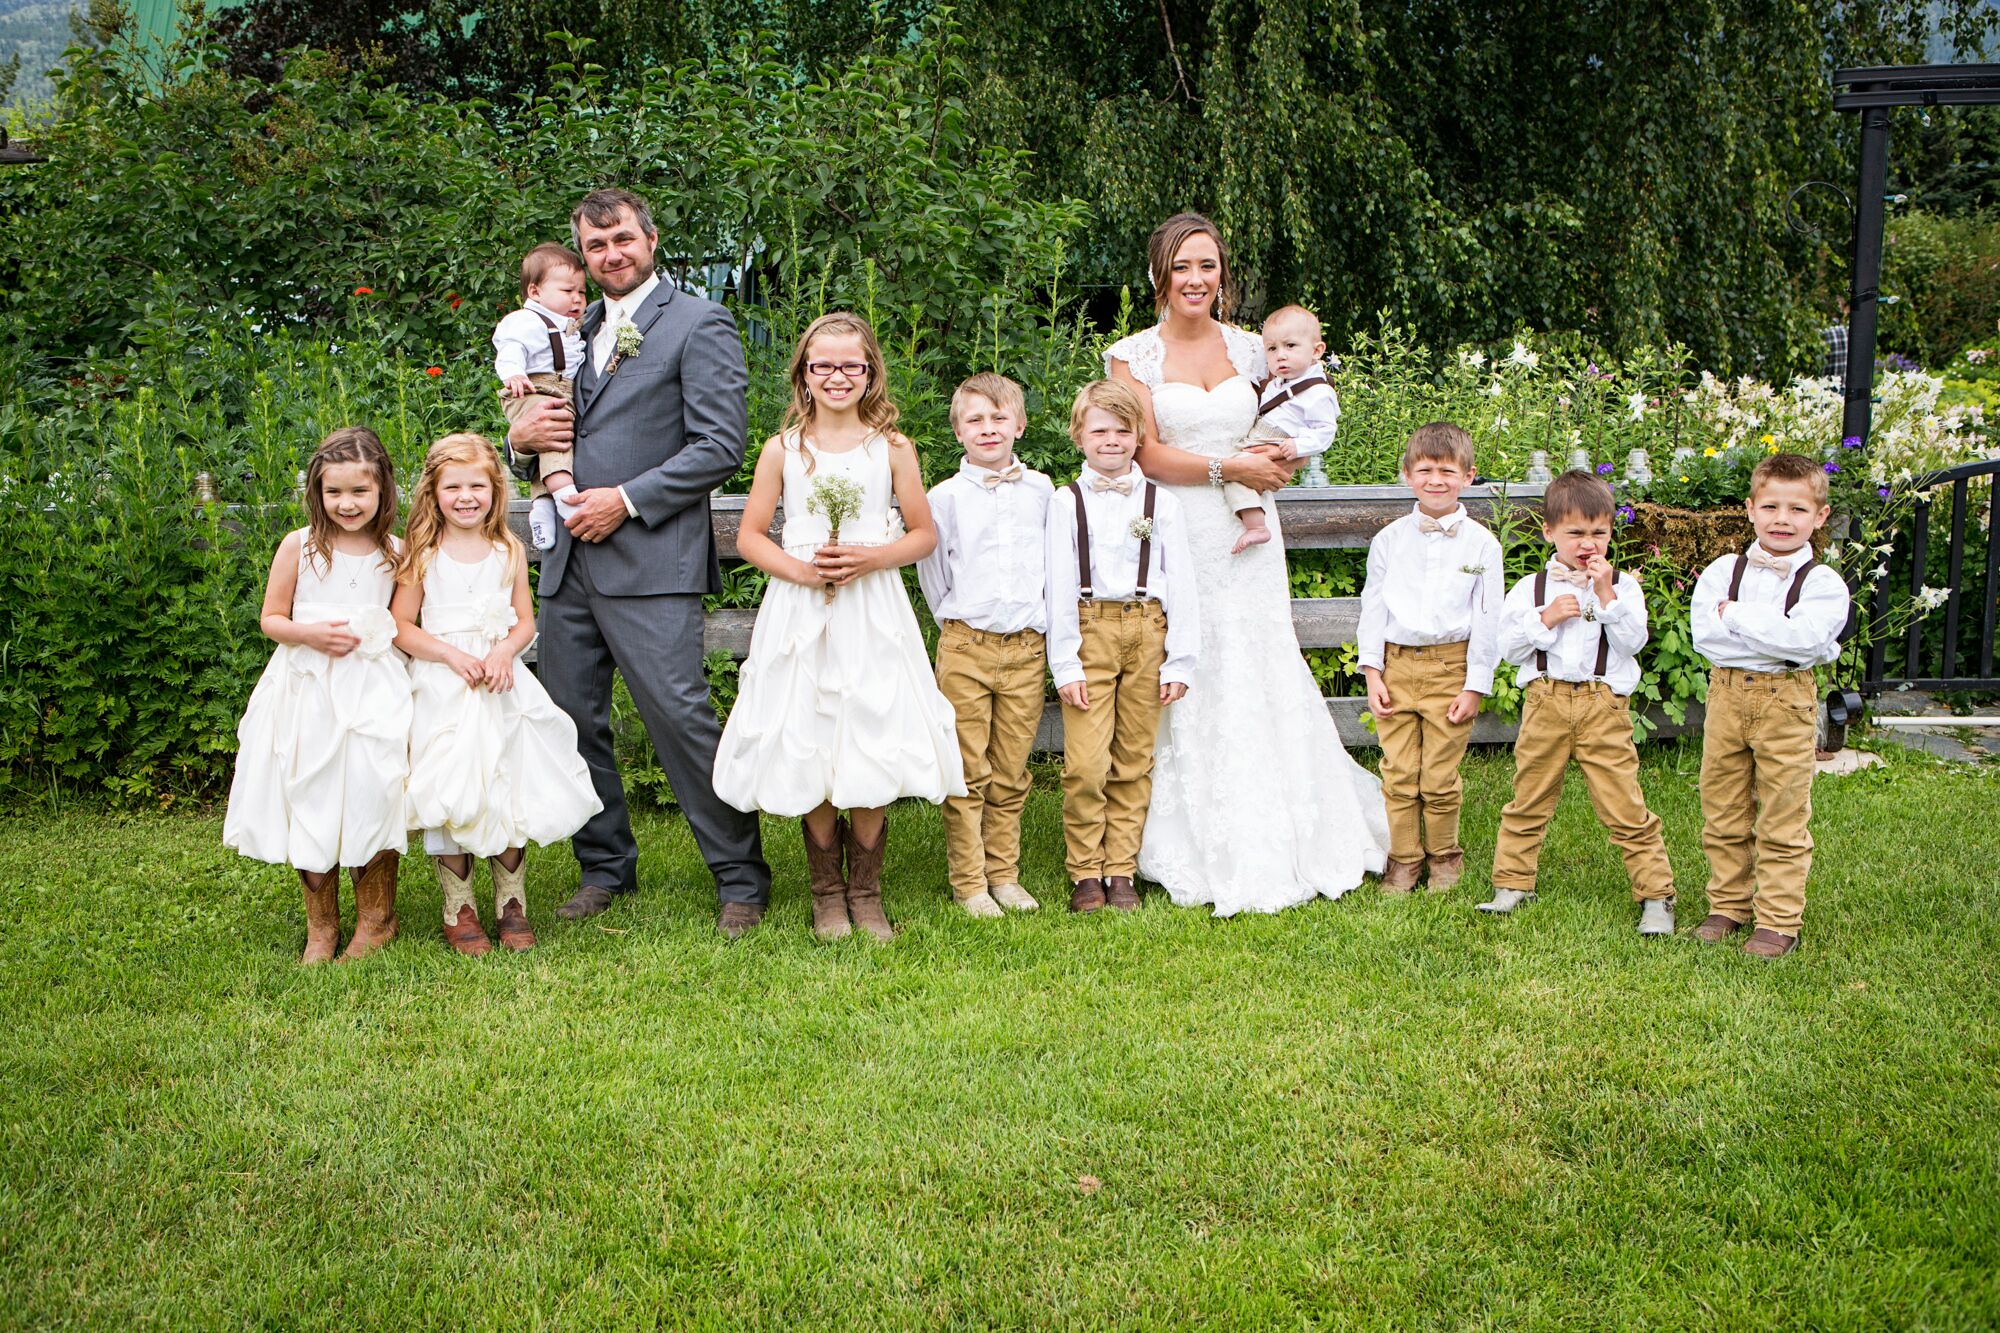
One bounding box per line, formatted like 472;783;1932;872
1103;324;1266;460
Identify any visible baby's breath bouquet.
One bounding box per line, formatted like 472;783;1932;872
806;474;864;603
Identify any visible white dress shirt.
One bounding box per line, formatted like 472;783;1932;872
1357;504;1505;694
491;299;586;382
1499;560;1649;695
1253;376;1340;458
1044;466;1200;689
591;271;661;373
917;460;1055;634
1692;543;1850;671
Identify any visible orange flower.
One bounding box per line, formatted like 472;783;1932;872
425;366;443;377
354;286;374;295
448;293;463;309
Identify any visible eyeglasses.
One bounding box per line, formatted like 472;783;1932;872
805;361;871;380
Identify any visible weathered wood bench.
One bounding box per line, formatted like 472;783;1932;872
509;483;1698;745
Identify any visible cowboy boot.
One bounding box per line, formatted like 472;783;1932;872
340;850;400;961
437;856;490;957
804;819;850;941
842;818;894;942
491;854;535;953
299;869;341;965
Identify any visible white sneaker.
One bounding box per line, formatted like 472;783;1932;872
1638;898;1676;936
989;883;1039;912
958;892;1004;919
1475;888;1536;914
528;496;558;550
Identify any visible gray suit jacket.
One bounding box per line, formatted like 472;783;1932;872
538;280;748;598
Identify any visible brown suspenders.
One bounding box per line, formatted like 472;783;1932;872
1068;480;1157;601
1532;570;1611;680
1727;552;1818;668
1254;371;1330;414
531;310;566;375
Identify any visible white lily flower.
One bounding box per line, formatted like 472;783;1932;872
1627;392;1647;421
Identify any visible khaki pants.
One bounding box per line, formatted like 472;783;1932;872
1377;640;1475;862
1059;601;1167;881
1700;668;1817;934
500;373;574;498
935;621;1047;900
1492;679;1674;900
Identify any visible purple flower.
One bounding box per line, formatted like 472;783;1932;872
1877;486;1891;498
1841;435;1862;449
1823;462;1841;474
1596;462;1613;475
1616;505;1635;524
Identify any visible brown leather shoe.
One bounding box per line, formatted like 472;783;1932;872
496;899;536;952
804;819;850;941
842;820;894;941
1104;876;1141;911
1742;927;1798;958
556;884;617;920
299;870;341;965
341;850;399;961
1425;852;1464;892
1693;913;1746;944
1381;858;1423;894
443;902;491;957
1069;878;1106;913
718;902;765;938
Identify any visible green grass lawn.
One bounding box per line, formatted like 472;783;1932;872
3;741;1997;1329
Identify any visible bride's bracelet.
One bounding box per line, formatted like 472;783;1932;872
1207;458;1226;488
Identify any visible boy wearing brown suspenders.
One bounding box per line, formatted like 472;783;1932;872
493;242;588;550
1483;471;1676;932
1045;381;1200;914
1690;452;1849;957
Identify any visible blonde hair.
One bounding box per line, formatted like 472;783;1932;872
1146;212;1237;323
396;433;523;587
302;426;398;577
782;312;904;473
1403;421;1476;474
1263;304;1321;339
1750;451;1832;506
1068;379;1146;445
950;372;1025;427
519;242;584;302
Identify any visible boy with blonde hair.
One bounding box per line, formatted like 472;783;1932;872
918;373;1056;917
1481;470;1676;933
1690;451;1849;957
1046;380;1199;914
1358;421;1504;892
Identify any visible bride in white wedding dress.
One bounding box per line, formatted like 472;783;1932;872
1107;213;1388;915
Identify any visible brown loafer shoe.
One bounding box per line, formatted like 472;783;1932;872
1069;877;1106;913
556;885;617;921
1381;858;1423;894
443;903;491;957
496;899;536;952
1104;876;1141;911
718;901;765;939
1741;927;1798;958
1424;852;1464;892
1693;913;1746;944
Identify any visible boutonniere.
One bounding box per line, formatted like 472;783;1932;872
606;320;643;375
1129;516;1155;542
1458;563;1487;575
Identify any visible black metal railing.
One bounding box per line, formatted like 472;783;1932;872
1861;456;2000;694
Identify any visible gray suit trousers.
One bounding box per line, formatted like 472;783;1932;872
539;541;768;905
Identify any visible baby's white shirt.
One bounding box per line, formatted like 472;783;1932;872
492;299;586;382
1254;374;1340;458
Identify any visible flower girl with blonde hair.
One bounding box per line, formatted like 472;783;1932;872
392;433;600;956
712;313;964;942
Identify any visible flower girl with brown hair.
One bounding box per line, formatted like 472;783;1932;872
711;313;964;942
392;433;600;956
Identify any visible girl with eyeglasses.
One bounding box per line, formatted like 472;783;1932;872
712;312;967;942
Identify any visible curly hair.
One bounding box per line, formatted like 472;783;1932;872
396;433;523;587
302;426;398;576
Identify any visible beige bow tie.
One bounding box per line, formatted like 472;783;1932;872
1746;547;1792;573
1417;514;1461;537
1547;562;1591;587
1089;474;1134;495
979;463;1025;489
565;317;582;335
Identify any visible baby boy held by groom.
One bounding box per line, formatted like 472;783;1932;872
492;242;588;551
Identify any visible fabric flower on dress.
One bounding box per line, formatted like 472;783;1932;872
475;595;518;641
348;606;399;658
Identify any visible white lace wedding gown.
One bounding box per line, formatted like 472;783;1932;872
1106;324;1390;914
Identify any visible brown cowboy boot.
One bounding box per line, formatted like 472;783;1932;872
340;850;400;961
1104;876;1141;911
804;818;851;941
491;855;535;952
437;856;490;957
299;869;341;965
1424;852;1465;892
1381;858;1423;894
842;819;894;941
1069;878;1107;913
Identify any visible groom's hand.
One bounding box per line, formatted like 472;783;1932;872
508;396;574;454
565;488;629;543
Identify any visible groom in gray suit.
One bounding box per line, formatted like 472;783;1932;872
508;187;771;936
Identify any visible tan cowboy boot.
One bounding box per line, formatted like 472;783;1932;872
804;819;851;941
437;856;490;957
299;869;341;965
340;850;400;961
842;819;894;942
491;854;535;952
